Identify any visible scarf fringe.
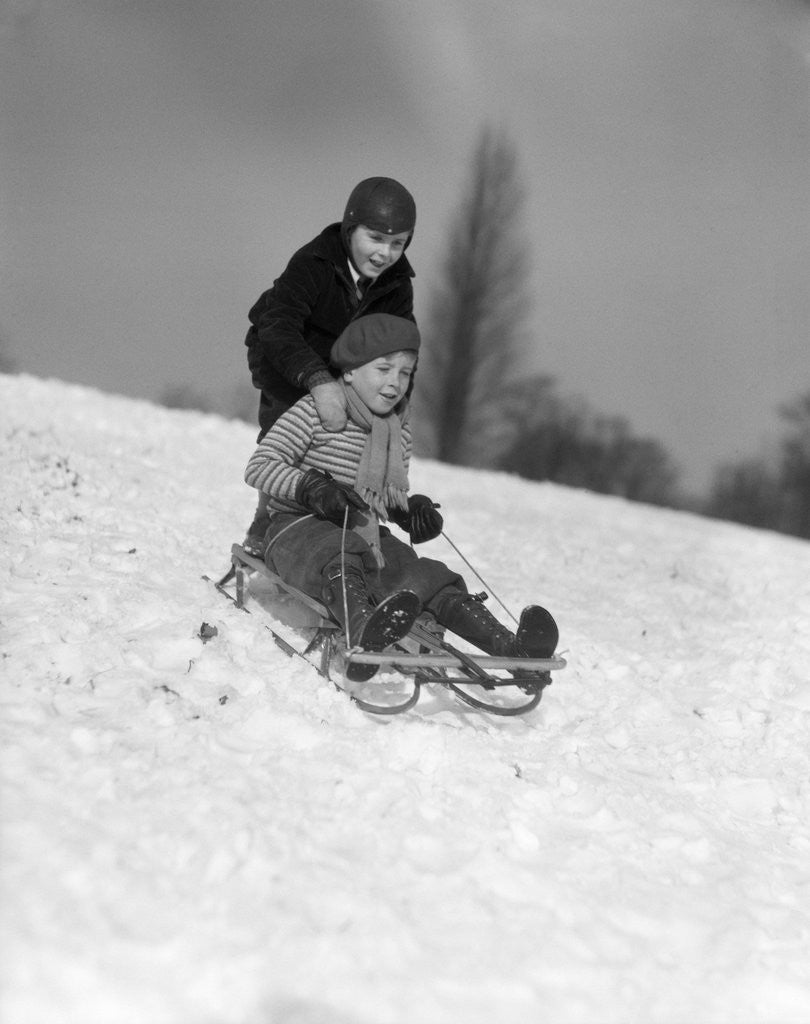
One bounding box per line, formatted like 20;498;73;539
362;484;409;520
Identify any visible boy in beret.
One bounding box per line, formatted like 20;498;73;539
244;313;558;681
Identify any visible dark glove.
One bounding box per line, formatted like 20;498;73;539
389;494;443;544
295;469;368;524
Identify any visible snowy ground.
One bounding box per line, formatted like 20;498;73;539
2;373;810;1024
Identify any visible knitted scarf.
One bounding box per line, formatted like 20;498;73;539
341;379;410;567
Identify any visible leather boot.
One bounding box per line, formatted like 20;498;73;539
322;567;420;682
514;605;559;659
431;590;558;659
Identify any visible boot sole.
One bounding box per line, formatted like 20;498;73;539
516;606;559;659
345;591;421;682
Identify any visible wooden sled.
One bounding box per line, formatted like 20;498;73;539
210;544;567;717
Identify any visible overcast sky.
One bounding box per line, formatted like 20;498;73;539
2;0;809;491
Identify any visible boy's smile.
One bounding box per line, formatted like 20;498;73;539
344;351;417;415
349;225;410;281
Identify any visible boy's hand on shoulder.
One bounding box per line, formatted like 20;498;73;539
389;494;443;544
310;380;347;431
296;468;368;524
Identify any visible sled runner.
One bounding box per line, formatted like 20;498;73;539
209;544;566;717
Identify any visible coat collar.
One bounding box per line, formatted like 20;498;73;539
309;223;415;284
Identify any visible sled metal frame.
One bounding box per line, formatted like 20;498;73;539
213;544;566;717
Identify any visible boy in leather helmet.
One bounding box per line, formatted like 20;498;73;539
242;178;417;556
244;313;559;683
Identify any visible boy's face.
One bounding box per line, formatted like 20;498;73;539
349;225;410;280
344;350;417;415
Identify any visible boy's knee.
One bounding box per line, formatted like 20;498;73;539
394;559;465;606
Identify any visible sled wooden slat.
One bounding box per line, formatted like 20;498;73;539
230;544;334;621
344;650;566;671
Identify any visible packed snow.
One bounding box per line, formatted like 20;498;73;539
2;372;810;1024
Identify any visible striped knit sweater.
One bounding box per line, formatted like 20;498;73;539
244;395;413;516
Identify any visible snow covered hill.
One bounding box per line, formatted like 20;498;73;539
2;373;810;1024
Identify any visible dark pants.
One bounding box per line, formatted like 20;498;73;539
257;389;301;441
264;513;464;607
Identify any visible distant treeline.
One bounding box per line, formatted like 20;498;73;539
701;392;810;540
158;375;810;542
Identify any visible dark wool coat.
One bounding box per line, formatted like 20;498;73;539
245;223;415;436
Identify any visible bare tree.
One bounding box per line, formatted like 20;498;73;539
498;378;681;506
777;391;810;537
706;459;782;530
413;125;533;467
704;390;810;539
159;384;215;413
